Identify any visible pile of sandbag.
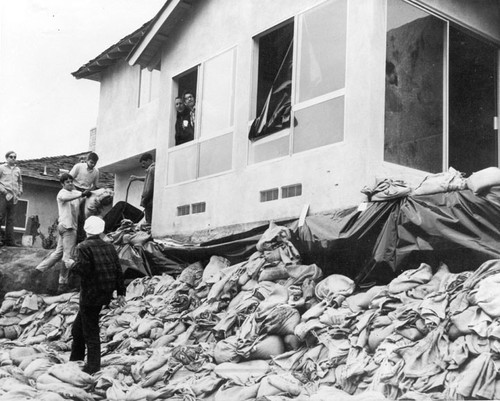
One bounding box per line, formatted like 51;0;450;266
3;222;500;400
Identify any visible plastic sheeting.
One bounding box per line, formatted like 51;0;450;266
158;188;500;285
296;188;500;283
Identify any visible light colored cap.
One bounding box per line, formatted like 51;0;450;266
84;216;105;235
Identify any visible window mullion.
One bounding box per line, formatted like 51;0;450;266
196;64;204;178
290;15;300;157
443;21;449;172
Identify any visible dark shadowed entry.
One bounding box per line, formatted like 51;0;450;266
449;26;498;176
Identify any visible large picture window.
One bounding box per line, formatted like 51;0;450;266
249;0;347;164
384;1;444;172
384;0;498;175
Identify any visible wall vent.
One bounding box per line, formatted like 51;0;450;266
177;205;190;216
192;202;206;214
260;188;279;202
282;183;302;199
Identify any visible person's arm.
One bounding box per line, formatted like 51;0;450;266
71;245;92;279
18;168;23;196
92;168;100;190
58;190;85;203
141;167;155;204
130;175;146;182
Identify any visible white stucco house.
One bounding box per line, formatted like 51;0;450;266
72;0;500;239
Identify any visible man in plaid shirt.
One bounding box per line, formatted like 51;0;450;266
69;216;126;374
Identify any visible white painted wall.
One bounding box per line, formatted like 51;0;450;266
152;0;392;237
95;61;159;169
93;0;499;238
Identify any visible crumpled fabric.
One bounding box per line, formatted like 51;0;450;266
256;304;301;336
179;262;204;288
256;223;293;252
399;326;449;379
449;305;492;338
466;166;500;194
315;274;355;301
407;263;450;299
256;372;302;398
213;336;241;364
468;273;500;317
388;263;433;294
361;178;411;202
170;345;209;371
202;256;230;284
418;292;448;328
462;259;500;292
213;360;269;386
456;352;497;399
413;167;466;196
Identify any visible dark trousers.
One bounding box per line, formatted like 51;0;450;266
0;196;16;244
74;187;86;244
70;304;103;373
144;204;153;224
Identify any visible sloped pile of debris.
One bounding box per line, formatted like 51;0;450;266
2;167;500;400
2;219;500;400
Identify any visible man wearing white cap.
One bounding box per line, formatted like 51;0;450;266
69;216;126;374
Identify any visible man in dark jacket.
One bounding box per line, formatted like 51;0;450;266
174;96;194;146
130;153;155;225
69;216;126;374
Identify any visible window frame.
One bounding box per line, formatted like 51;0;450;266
384;0;500;174
167;46;237;185
247;0;348;165
0;198;28;231
138;59;161;108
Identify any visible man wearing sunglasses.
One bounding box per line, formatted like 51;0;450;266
0;151;23;247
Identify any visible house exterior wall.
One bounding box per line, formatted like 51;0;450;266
94;0;499;238
94;61;159;170
153;0;390;237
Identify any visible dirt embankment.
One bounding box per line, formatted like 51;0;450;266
0;247;62;300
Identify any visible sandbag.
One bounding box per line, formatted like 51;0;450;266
213;336;241;364
414;167;466;196
467;167;500;194
315;274;355;301
247;335;285;360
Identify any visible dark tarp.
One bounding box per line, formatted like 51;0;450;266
157;187;500;285
295;187;500;284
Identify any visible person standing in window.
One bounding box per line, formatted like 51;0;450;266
130;153;155;225
0;151;23;247
174;96;194;145
183;90;196;130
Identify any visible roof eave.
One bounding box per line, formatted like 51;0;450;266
127;0;193;68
